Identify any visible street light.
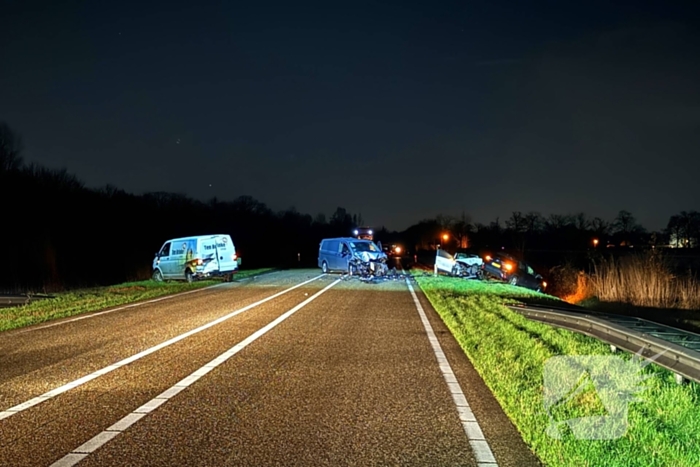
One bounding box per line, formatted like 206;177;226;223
442;233;449;241
593;238;599;247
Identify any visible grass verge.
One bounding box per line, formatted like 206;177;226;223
413;271;700;467
0;268;275;332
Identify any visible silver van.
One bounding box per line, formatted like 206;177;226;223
318;237;388;275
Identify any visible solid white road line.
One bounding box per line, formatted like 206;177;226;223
50;277;342;467
0;274;324;421
405;276;499;467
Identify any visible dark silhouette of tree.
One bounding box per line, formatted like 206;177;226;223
505;212;526;233
590;217;610;237
666;211;700;247
0;122;23;173
612;210;646;246
523;212;543;234
0;121;366;291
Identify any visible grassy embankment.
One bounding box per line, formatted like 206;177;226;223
414;272;700;467
0;268;275;332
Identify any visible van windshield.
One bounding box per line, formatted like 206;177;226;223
350;241;379;252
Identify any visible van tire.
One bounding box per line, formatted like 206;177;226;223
152;269;163;282
321;261;329;274
185;269;193;283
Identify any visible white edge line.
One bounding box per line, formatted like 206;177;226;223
15;282;229;334
0;274;325;421
49;277;341;467
403;271;499;466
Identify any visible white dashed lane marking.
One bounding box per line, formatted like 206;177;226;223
0;275;324;421
49;278;342;467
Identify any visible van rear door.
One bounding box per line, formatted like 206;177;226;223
213;235;237;273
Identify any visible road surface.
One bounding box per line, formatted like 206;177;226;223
0;269;541;466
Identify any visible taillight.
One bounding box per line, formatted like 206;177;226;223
232;254;237;261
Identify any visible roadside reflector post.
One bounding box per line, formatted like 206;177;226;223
675;373;685;385
434;263;438;276
610;345;617;353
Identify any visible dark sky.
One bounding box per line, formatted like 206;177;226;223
2;0;700;231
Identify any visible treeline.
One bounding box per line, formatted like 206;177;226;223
399;210;699;253
2;120;697;291
1;123;363;291
398;210;700;286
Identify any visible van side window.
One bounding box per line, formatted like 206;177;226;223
341;243;351;255
160;243;171;257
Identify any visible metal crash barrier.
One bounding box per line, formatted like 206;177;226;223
0;294;55;308
508;303;700;385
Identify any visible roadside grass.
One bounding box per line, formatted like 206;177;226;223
0;268;275;332
413;272;700;467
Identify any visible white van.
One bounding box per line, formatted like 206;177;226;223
152;234;240;282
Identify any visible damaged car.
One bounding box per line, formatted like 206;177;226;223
482;252;547;292
318;237;391;277
434;248;484;279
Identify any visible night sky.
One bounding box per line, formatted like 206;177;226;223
3;0;700;231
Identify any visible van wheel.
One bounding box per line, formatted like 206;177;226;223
152;269;163;282
185;269;193;283
321;261;329;274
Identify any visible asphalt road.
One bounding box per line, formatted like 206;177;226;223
0;269;542;467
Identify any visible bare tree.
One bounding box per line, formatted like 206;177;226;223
452;212;473;248
545;214;570;231
572;212;590;231
613;210;645;245
0;122;24;172
506;211;527;233
523;212;543;234
590;217;610;237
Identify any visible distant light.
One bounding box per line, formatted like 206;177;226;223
442;233;449;241
353;230;358;235
368;230;373;234
395;246;402;253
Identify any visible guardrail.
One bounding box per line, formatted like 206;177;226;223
507;304;700;385
0;294;54;308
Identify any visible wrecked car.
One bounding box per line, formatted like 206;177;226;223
318;237;391;276
482;252;547;292
434;248;484;279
